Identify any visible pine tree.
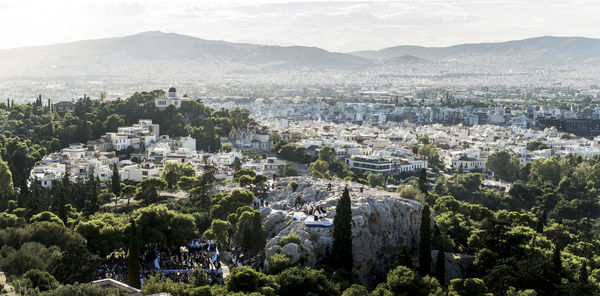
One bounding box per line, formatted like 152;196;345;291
419;204;432;276
128;219;141;289
332;186;353;271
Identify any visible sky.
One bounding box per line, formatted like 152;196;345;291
0;0;599;52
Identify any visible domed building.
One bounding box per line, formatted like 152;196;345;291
155;87;183;109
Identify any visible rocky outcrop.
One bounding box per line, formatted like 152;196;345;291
263;177;423;286
431;250;475;284
0;273;16;296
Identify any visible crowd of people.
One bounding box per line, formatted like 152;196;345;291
95;239;224;286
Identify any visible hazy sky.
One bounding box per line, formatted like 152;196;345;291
1;0;599;52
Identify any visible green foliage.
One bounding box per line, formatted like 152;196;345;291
529;156;561;185
448;278;490;296
418;144;440;169
234;168;256;181
342;284;368;296
30;211;64;226
375;265;443;296
367;173;385;188
268;254;290;274
161;162;196;189
75;213;127;256
135;177;168;205
43;283;121;296
210;189;254;220
277;267;340;296
236;209;265;255
332;187;353;270
310;159;331;179
276;143;311;164
486;151;520;181
279;162;300;177
419;205;432;276
142;274;212;296
127;218;141;289
527;141;549;151
203;219;232;246
21;269;59;292
111;165;121;197
227;266;278;294
133;204;195;247
288;180;299;192
279;233;302;247
0;242;61;276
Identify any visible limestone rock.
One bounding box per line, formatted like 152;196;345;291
281;243;302;265
0;273;15;296
264;177;423;286
431;250;475;284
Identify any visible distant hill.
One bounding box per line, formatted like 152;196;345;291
1;33;599;82
0;31;371;80
350;36;600;66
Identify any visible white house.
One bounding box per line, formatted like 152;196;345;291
155;87;182;109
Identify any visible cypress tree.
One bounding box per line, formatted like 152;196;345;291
418;168;427;195
580;260;588;285
111;165;121;197
553;246;562;280
419;204;432;276
128;219;141;289
332;186;353;271
435;240;446;284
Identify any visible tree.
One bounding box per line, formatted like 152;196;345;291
135;177;167;205
268;254;290;274
0;159;13;197
368;173;385;188
277;267;340;296
279;162;300;177
435;247;446;284
418;144;440;169
332;187;353;270
161;162;196;189
127;219;141;289
310;160;331;179
419;205;432;276
238;175;254;188
418;168;428;195
111;165;121;197
448;278;490;296
121;185;136;208
236;210;264;255
21;269;59;292
203;219;232;246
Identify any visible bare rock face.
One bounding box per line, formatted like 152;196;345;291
264;177;423;286
0;272;16;296
431;250;475;284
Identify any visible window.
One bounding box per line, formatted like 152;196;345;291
158;100;167;106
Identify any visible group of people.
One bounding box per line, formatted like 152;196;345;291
95;239;224;286
229;247;264;271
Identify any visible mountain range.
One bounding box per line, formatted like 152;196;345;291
1;31;599;80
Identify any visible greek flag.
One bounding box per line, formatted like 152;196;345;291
154;258;160;270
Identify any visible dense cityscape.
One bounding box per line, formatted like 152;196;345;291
2;1;600;296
